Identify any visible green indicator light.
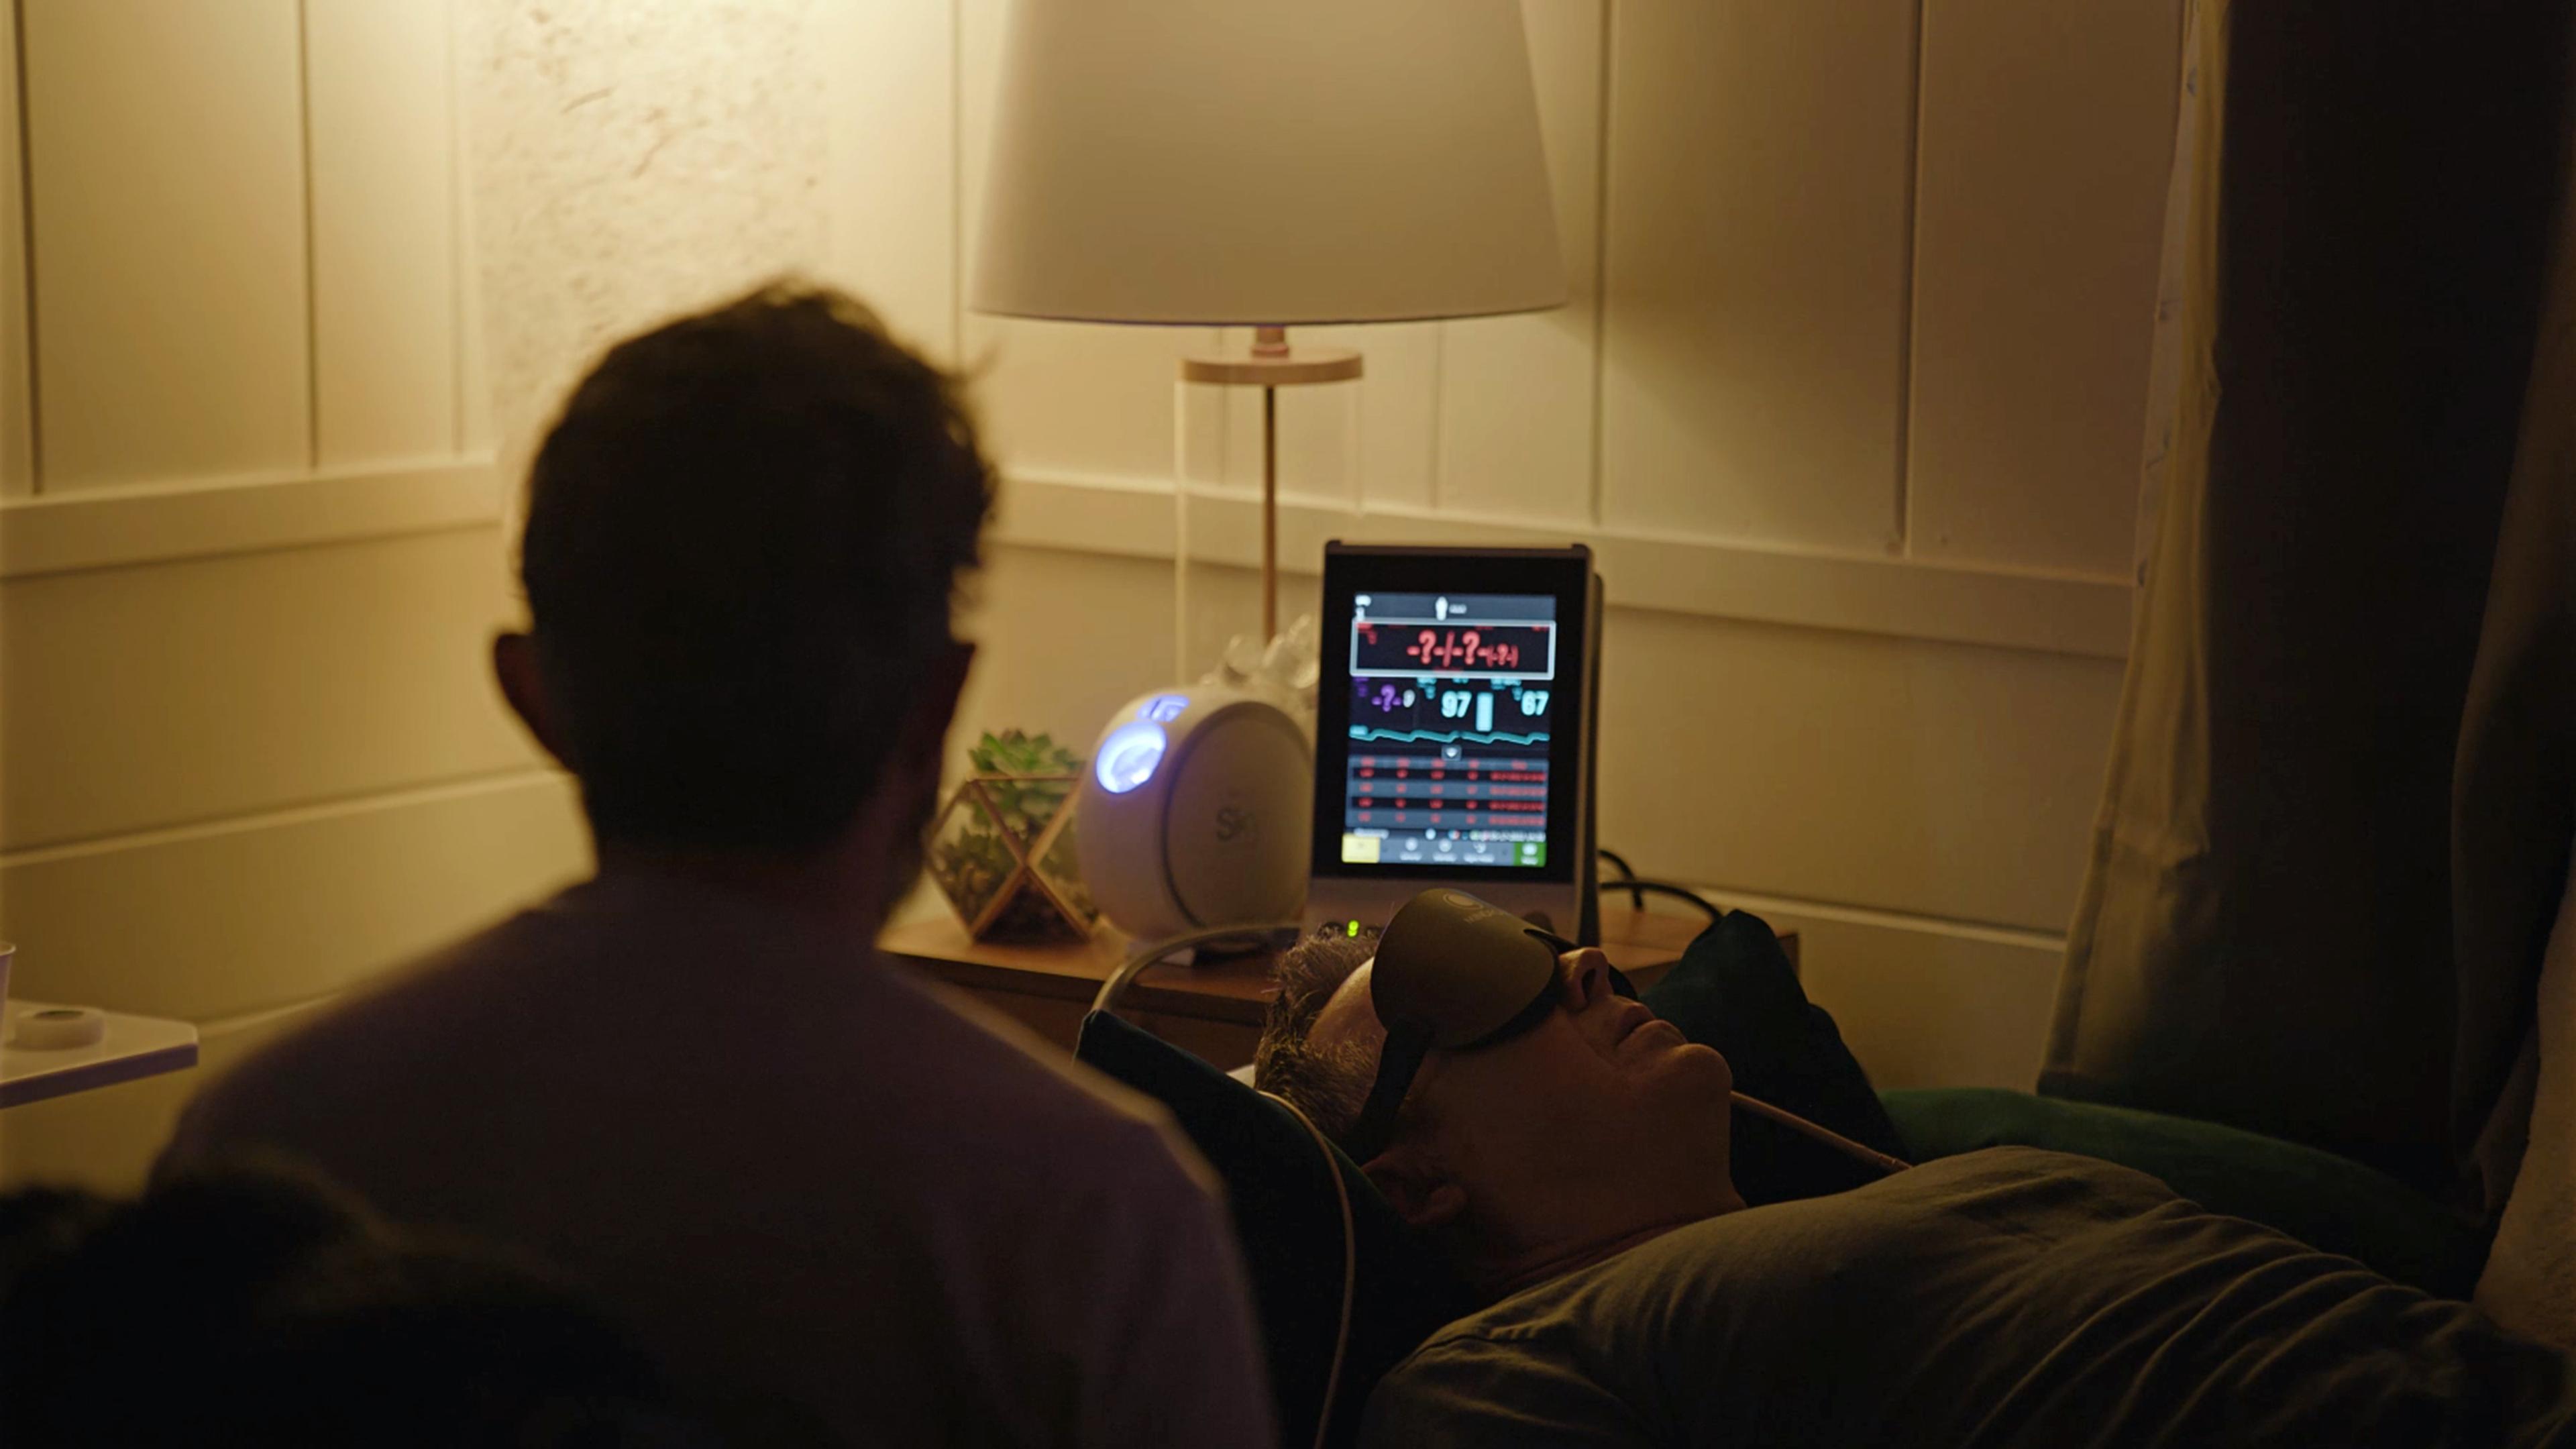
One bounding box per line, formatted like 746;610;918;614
1347;919;1361;937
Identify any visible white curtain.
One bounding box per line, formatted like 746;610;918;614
2045;0;2576;1198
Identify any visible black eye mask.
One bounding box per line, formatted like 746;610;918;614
1341;888;1909;1179
1343;890;1635;1163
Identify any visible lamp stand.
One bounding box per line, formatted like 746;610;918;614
1181;325;1363;641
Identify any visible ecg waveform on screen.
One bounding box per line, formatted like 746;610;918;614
1347;727;1550;747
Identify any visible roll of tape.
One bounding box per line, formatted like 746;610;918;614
13;1006;106;1051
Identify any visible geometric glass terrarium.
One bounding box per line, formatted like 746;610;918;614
926;731;1100;943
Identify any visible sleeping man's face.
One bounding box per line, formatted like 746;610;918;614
1304;946;1745;1296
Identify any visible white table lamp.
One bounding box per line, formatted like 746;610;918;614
972;0;1568;640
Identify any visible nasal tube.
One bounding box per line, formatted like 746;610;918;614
1729;1091;1911;1177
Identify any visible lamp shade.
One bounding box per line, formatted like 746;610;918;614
971;0;1568;327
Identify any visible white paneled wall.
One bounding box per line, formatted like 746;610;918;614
1908;0;2183;574
3;531;540;853
1601;0;1921;549
15;0;478;494
21;0;312;490
0;0;568;1190
306;0;464;468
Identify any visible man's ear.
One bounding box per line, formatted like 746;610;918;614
493;632;572;767
896;641;976;767
1362;1145;1466;1232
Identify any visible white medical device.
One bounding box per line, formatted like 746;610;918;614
1081;686;1314;941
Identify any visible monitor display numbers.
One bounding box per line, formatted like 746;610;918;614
1336;591;1557;871
1355;623;1549;675
1351;618;1554;681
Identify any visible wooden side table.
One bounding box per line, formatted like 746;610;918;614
880;909;1789;1071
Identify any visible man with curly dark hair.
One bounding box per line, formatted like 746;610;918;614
163;284;1272;1448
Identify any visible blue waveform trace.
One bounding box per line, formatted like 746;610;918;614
1347;727;1551;746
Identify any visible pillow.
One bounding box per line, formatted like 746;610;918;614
1883;1087;2491;1299
1074;1010;1471;1449
1641;908;1911;1205
1645;910;2489;1295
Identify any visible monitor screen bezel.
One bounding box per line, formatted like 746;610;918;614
1309;543;1593;886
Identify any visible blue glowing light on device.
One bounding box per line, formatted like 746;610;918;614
1093;720;1169;794
1139;694;1189;722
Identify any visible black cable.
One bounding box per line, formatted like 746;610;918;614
1089;922;1304;1017
1596;848;1646;912
1616;879;1724;922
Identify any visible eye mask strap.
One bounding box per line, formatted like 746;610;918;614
1345;1022;1433;1164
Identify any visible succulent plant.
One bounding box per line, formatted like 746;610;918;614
928;731;1095;941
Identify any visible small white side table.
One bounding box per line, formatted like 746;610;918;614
0;1002;199;1110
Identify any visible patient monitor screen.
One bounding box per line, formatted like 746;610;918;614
1336;592;1558;871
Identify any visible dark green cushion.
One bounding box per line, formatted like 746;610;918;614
1882;1087;2489;1299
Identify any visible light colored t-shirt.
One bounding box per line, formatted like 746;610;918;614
162;872;1275;1449
1364;1148;2576;1448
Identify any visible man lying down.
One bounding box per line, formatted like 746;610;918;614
1252;898;2576;1448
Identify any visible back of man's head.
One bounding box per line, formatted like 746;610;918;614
519;282;991;854
1256;930;1390;1145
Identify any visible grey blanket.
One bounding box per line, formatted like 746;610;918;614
1362;1148;2575;1447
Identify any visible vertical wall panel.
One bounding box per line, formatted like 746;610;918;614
1349;323;1440;509
1906;0;2180;575
0;0;32;497
1598;0;1918;549
1277;321;1438;510
21;0;310;490
826;0;959;364
1434;0;1604;525
307;0;460;470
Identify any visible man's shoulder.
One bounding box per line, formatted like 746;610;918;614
167;881;1223;1206
172;898;1214;1205
857;967;1220;1193
168;903;570;1153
